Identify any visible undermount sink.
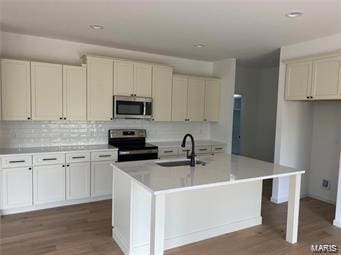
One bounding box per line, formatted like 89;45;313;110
156;159;206;167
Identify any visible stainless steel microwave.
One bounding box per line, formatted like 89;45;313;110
113;96;152;119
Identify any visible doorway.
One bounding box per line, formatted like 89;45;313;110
232;94;242;155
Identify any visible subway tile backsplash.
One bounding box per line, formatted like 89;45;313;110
0;120;210;148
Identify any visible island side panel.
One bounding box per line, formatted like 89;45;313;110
112;167;134;254
127;180;263;255
164;180;263;249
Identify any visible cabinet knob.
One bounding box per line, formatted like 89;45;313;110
110;118;113;120
67;164;70;167
62;164;65;167
60;117;63;120
64;117;66;120
27;117;31;120
28;167;32;171
306;96;309;99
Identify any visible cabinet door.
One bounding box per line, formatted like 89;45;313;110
1;167;33;209
31;62;63;120
171;75;188;121
285;61;312;100
91;161;113;197
1;59;31;120
33;164;66;204
86;57;113;120
152;66;173;121
187;77;205;121
66;162;90;200
114;60;134;96
63;65;87;120
134;63;152;97
311;57;341;100
204;79;220;122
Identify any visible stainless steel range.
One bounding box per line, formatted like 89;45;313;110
108;129;158;162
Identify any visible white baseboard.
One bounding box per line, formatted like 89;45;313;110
270;193;307;204
115;216;262;255
333;219;341;228
0;195;111;215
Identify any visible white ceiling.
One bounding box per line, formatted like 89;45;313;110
1;0;341;62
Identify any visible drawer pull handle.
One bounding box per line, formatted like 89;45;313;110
99;155;111;158
199;149;207;151
43;158;57;161
9;160;26;163
215;148;223;150
163;150;174;153
72;156;85;159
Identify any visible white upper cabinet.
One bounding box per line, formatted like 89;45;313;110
85;56;114;121
187;77;205;121
31;62;63;120
204;79;220;122
1;59;31;120
114;60;134;96
311;56;341;100
134;63;152;97
172;75;188;121
285;60;312;100
152;65;173;121
114;60;152;97
63;64;87;120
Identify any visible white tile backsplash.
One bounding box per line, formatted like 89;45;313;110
0;120;210;148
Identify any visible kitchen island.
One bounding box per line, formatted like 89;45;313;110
111;154;304;255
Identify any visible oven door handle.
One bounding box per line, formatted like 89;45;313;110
119;149;158;155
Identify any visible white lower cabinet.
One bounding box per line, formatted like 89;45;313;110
33;164;66;205
1;167;33;209
91;161;114;197
66;162;90;200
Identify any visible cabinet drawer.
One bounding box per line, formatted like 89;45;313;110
66;152;90;163
195;145;212;154
1;155;32;168
33;153;65;166
91;150;117;162
212;145;226;153
158;147;179;157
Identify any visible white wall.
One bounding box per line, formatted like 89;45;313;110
234;65;279;162
1;32;212;75
273;32;341;204
0;32;236;148
211;58;236;153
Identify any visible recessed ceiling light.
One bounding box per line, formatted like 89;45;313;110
89;25;104;30
286;11;303;18
194;43;206;48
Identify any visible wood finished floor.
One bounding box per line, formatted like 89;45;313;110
1;180;340;255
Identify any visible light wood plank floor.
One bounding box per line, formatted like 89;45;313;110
1;180;340;255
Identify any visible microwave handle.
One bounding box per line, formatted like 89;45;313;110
143;102;146;116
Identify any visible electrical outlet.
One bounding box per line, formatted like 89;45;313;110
321;179;331;190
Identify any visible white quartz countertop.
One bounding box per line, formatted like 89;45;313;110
0;144;117;156
112;154;304;195
150;140;226;148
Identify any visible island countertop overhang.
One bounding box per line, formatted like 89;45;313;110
111;154;305;195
